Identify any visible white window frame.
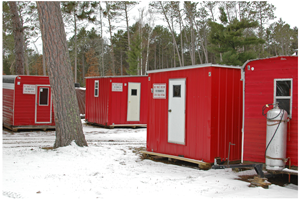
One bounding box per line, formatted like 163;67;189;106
274;78;293;118
94;80;99;97
39;87;49;106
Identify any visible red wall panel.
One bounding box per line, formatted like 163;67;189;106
85;78;110;125
85;76;148;126
13;76;55;126
243;56;298;166
3;88;14;126
3;75;55;128
147;65;243;163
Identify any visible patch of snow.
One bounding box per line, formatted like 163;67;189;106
2;122;298;198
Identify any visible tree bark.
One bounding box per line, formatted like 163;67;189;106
9;1;24;75
37;1;87;148
74;13;78;82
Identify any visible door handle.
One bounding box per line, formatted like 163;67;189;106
168;109;172;112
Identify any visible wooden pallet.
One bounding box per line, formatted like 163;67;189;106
140;151;212;170
85;122;146;129
110;124;147;129
3;124;55;132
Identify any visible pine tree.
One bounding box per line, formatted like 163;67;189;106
208;18;265;66
126;34;142;75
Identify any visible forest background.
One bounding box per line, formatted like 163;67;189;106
2;1;298;87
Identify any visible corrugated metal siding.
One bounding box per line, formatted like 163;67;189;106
85;76;148;126
147;66;242;163
3;87;14;126
244;56;298;166
85;78;110;125
13;76;55;126
210;67;243;162
110;77;148;125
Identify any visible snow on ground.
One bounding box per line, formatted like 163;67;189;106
2;120;298;199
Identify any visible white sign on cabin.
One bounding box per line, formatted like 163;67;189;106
112;83;123;92
23;84;36;94
153;84;166;99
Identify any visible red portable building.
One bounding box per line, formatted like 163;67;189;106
146;64;243;163
85;76;148;128
242;56;298;167
3;75;55;131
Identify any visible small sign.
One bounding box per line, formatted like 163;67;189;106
112;83;123;92
153;84;166;99
23;84;36;94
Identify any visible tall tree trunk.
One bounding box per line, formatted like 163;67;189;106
107;16;115;76
124;3;131;52
37;1;87;148
159;2;182;67
20;14;29;75
74;13;78;82
193;18;209;63
99;5;104;76
145;30;152;73
179;16;184;66
9;1;24;75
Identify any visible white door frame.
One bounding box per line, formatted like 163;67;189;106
35;85;52;124
168;78;186;145
127;82;141;121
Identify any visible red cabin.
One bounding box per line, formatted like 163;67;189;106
146;64;243;163
3;75;55;131
242;56;298;167
85;76;148;128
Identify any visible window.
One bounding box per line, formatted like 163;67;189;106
173;85;181;97
274;79;292;117
131;89;137;96
94;80;99;97
39;88;49;105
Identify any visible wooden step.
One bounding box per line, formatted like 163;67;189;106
140;151;212;170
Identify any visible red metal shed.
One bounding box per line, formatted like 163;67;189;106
242;56;298;167
146;64;243;163
3;75;55;131
85;76;148;128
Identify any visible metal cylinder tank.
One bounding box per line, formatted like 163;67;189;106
265;105;288;170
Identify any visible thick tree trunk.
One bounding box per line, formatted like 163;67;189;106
37;1;87;148
9;1;24;75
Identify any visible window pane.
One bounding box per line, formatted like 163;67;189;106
276;99;290;115
173;85;181;97
94;81;99;97
39;88;48;105
131;89;137;96
276;81;291;96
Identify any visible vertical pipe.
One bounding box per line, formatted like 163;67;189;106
241;68;245;163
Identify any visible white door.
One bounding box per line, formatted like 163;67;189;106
127;82;141;121
168;79;186;145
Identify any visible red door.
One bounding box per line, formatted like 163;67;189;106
35;86;52;123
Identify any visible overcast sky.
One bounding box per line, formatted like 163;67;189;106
270;0;299;28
